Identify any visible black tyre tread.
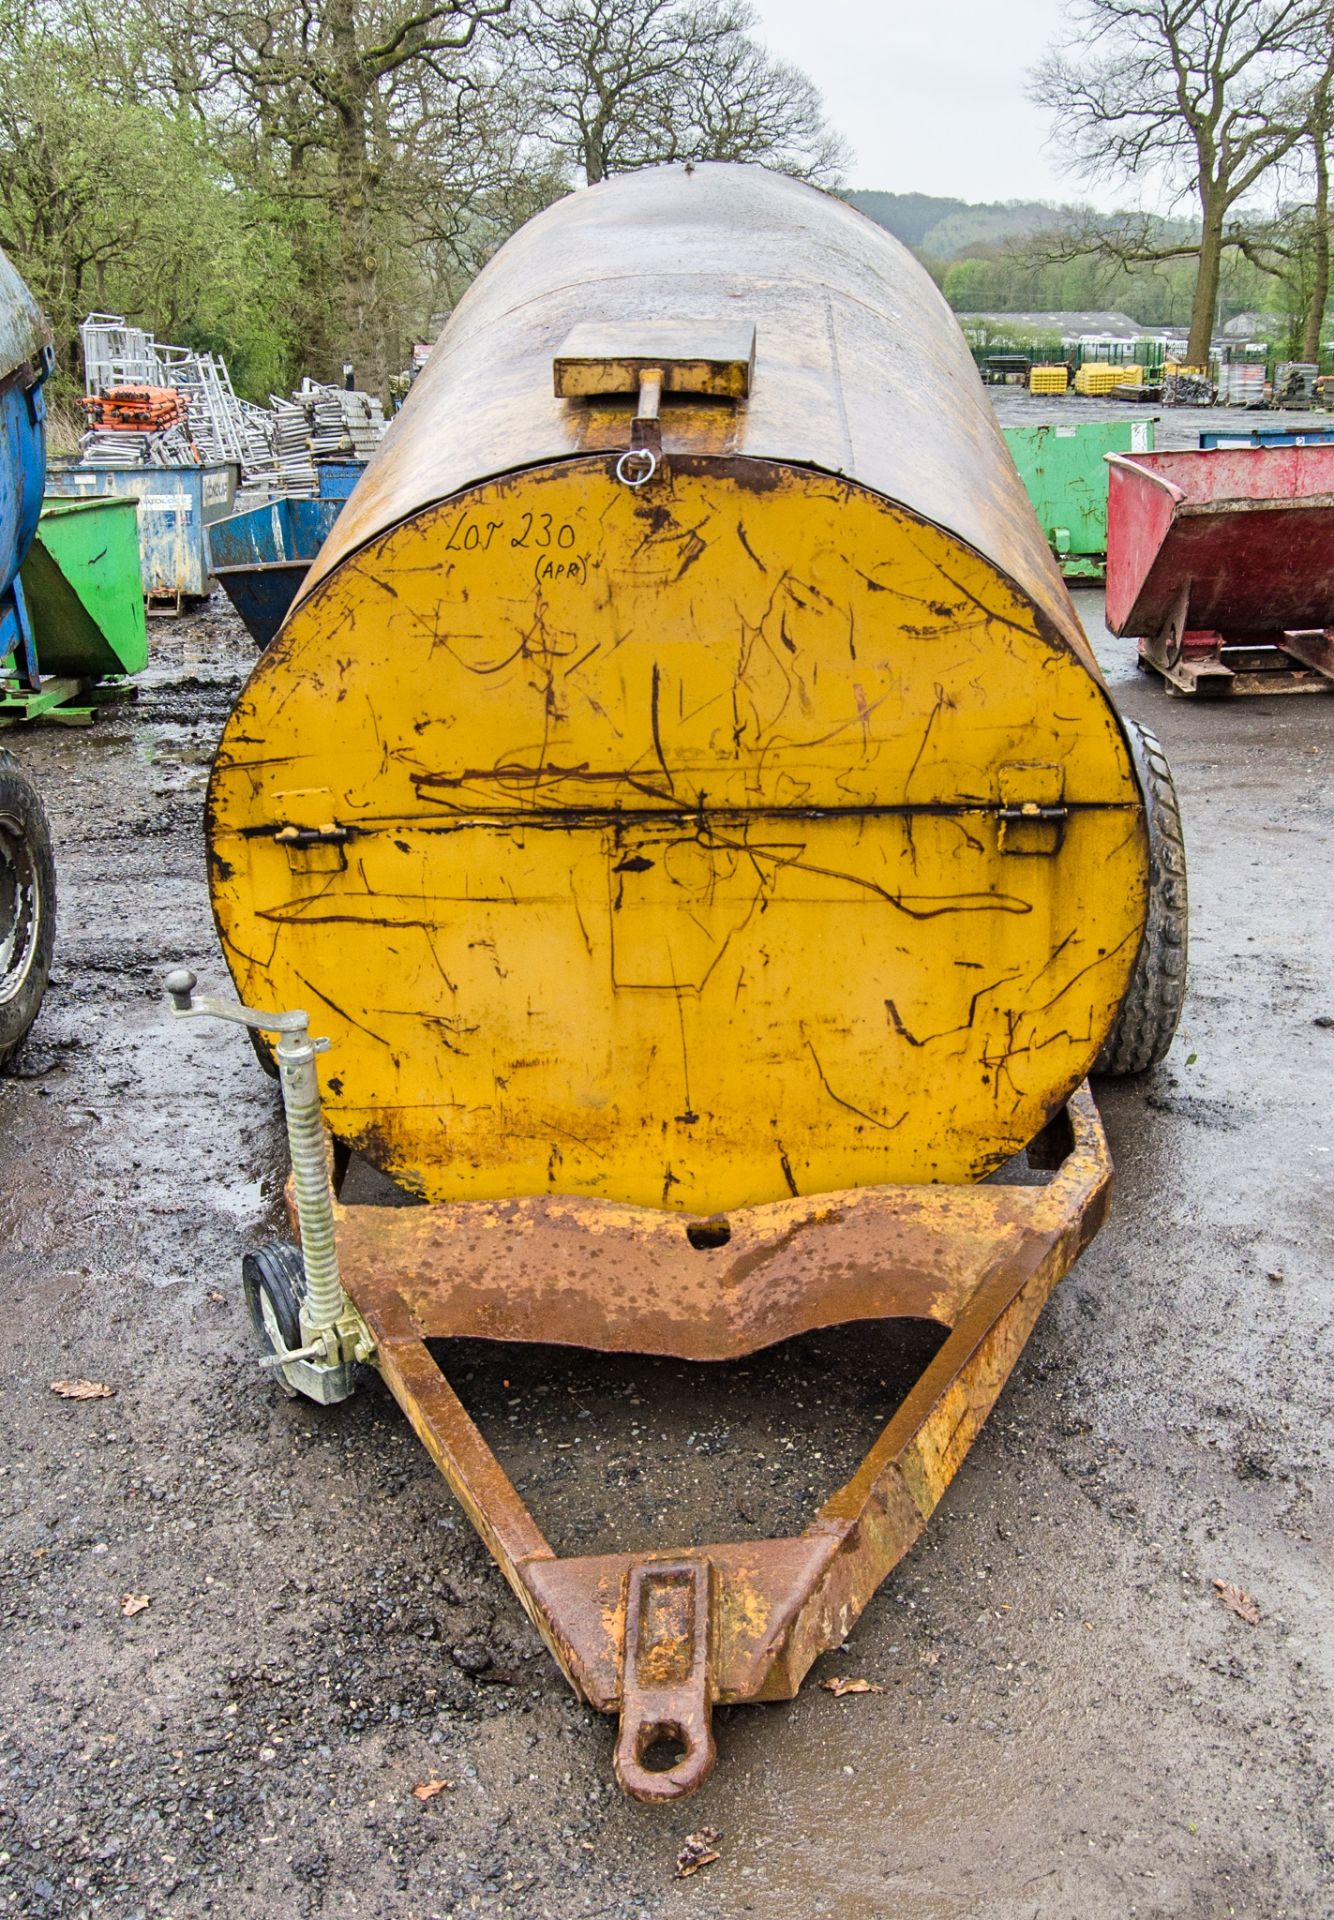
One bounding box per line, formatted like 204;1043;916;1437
241;1243;306;1396
1094;720;1188;1076
0;747;56;1069
247;1024;280;1079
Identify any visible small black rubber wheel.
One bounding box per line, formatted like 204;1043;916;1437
0;748;56;1069
241;1243;306;1398
1095;720;1188;1076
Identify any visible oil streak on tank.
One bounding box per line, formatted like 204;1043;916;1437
208;164;1148;1213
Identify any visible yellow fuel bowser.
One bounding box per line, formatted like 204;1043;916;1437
169;162;1187;1800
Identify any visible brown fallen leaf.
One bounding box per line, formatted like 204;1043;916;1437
51;1379;114;1401
820;1676;885;1696
1214;1579;1261;1625
120;1593;150;1617
411;1778;453;1802
675;1827;723;1879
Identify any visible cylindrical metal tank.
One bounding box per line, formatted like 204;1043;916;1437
209;164;1149;1214
0;246;58;1068
0;244;52;621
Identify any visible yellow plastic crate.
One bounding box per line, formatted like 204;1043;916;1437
1029;365;1069;394
1073;364;1119;396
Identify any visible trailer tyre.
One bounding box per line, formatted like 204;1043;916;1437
0;748;56;1070
241;1243;306;1398
247;1026;280;1079
1094;720;1188;1076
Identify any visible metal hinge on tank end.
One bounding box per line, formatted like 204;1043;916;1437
995;761;1068;855
552;320;756;491
273;822;352;847
240;815;355;873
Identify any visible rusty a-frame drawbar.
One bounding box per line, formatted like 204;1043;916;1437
306;1089;1109;1801
167;967;1109;1803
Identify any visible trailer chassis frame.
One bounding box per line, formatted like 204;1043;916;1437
305;1086;1111;1802
1137;558;1334;697
168;965;1112;1802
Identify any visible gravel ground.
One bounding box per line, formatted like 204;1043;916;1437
0;405;1330;1918
987;387;1326;448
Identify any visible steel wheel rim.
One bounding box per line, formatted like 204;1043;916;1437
257;1284;287;1357
0;810;40;1009
256;1281;300;1396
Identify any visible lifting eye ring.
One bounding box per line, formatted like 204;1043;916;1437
615;447;658;489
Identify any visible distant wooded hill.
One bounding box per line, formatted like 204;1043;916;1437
844;191;1305;345
844;191;1075;260
841;189;1282;338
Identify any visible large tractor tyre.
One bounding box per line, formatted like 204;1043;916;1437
0;747;56;1069
1094;720;1188;1077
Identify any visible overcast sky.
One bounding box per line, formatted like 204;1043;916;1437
748;0;1133;208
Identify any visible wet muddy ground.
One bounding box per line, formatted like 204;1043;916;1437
1;409;1331;1917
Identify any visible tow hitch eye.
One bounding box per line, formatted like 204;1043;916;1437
164;968;372;1399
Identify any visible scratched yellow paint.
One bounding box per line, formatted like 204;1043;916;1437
208;456;1147;1211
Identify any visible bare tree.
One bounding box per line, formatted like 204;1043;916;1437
1227;69;1329;360
673;28;850;181
511;0;849;187
389;60;569;306
1300;71;1330;358
1031;0;1334;362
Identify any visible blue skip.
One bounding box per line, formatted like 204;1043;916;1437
208;495;345;648
1199;424;1334;450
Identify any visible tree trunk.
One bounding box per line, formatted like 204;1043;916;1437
583;118;607;184
1302;123;1329;366
333;132;385;393
327;0;386;396
1187;199;1224;366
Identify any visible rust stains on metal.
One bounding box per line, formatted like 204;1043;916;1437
614;1560;717;1799
298;166;1092;680
298;1086;1110;1802
218;164;1155;1803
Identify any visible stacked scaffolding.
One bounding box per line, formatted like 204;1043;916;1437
162;347;246;465
76;424;200;468
257;382;387;498
79;314;164;390
79;314;278;474
77;316;386;490
270;396;320;494
82;386;190;432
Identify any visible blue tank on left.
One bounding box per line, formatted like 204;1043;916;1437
0;246;58;1066
0;245;55;679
